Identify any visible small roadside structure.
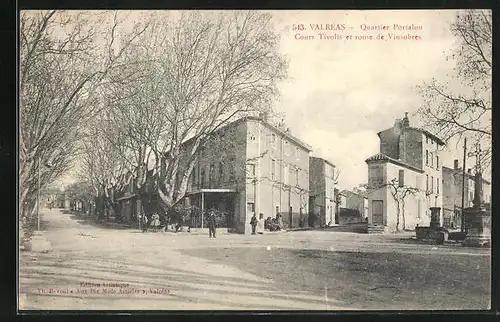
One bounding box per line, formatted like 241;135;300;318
415;207;449;244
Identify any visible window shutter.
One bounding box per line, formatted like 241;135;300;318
398;170;404;187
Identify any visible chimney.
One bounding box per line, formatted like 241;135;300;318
402;112;410;127
258;112;269;121
454;160;459;169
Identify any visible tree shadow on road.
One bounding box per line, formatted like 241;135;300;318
19;248;345;310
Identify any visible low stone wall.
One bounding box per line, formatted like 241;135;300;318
415;227;449;244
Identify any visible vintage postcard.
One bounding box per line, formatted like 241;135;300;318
18;9;491;311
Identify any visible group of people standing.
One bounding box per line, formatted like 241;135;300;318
250;213;266;235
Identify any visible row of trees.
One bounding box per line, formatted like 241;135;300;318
20;10;288;227
20;10;150;228
20;10;491;232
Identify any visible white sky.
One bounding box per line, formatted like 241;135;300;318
56;10;491;190
266;10;486;190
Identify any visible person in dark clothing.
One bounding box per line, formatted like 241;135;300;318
208;210;217;238
250;213;258;235
140;214;148;233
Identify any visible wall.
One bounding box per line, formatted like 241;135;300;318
442;167;457;217
366;162;388;225
309;157;325;202
344;192;366;213
309;157;336;225
442;166;492;214
401;129;424;170
379;128;399;159
246;119;310;233
385;162;429;231
324;162;336;224
181;120;248;233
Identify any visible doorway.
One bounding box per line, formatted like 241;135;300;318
372;200;384;225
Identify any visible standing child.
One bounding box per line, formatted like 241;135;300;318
257;213;265;234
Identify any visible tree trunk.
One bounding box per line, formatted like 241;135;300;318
401;200;406;230
395;200;400;232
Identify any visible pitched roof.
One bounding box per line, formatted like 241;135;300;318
180;116;313;152
408;127;445;146
365;153;424;173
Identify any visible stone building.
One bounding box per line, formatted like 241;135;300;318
309;157;336;226
181;116;312;234
442;160;491;228
365;113;445;232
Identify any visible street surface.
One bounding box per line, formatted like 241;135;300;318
19;209;490;310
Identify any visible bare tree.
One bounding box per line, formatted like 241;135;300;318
386;179;419;231
19;10;148;229
79;121;132;219
98;11;288;214
361;178;419;231
416;10;492;168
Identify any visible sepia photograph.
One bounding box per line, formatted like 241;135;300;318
18;9;491;311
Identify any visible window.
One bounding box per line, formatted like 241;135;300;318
247;163;256;177
219;162;224;181
436;155;439;169
426;136;429;144
271;134;276;149
284;140;289;155
426;150;429;165
398;169;404;187
271;159;276;180
372;200;384;225
431;176;434;193
209;164;215;179
284;165;289;184
295;147;300;159
430;152;433;167
192;167;197;185
437;177;440;194
295;168;299;186
426;174;429;191
201;168;206;187
247;202;255;213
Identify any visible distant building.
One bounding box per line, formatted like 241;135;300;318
340;189;369;217
177;116;312;234
442;160;491;228
309;157;336;226
365;113;445;231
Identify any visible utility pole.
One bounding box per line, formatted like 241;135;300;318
37;157;41;231
460;138;467;232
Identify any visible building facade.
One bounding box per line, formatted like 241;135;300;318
341;189;369;217
184;116;312;234
365;113;445;231
309;157;336;226
442;161;491;228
